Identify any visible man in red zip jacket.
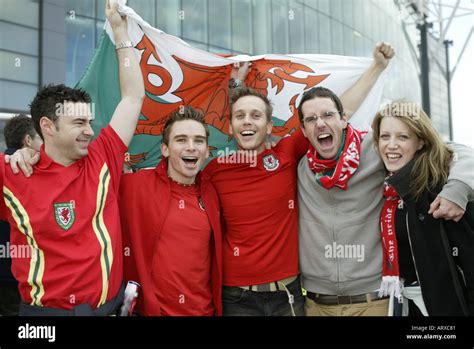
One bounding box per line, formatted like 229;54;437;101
119;107;222;316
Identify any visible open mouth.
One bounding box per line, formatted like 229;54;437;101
240;130;256;138
385;153;402;161
317;133;333;149
181;156;198;167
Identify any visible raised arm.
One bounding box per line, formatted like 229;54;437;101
106;0;145;146
340;42;395;119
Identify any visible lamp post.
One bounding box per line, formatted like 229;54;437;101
444;39;453;140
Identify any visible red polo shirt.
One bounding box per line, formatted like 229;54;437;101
204;129;308;286
153;181;213;316
0;125;126;309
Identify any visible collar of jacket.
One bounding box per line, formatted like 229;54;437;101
387;158;416;199
154;157;211;190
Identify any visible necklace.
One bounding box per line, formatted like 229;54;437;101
167;175;196;187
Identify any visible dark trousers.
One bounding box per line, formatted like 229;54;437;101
222;276;305;316
0;283;20;316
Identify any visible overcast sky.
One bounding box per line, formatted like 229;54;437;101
447;1;473;148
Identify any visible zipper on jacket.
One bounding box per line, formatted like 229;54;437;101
405;213;424;294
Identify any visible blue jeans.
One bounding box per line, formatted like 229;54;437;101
222;276;305;316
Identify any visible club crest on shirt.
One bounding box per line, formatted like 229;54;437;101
198;197;206;211
54;202;75;231
262;154;280;172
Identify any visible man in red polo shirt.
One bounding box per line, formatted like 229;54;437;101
204;43;395;316
0;1;144;315
119;107;222;316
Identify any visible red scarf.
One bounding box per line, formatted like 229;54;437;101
306;124;364;190
378;177;403;302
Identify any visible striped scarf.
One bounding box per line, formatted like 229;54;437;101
378;177;404;303
306;124;364;190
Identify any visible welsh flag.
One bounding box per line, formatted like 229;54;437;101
77;1;387;169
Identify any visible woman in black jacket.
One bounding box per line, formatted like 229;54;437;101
371;101;473;316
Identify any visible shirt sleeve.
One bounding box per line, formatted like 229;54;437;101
277;128;309;162
87;125;128;193
438;142;474;209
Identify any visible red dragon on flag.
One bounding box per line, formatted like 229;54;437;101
78;3;385;168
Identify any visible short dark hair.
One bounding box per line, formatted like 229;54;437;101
4;114;36;149
161;106;209;146
297;87;344;127
230;87;273;122
29;84;91;140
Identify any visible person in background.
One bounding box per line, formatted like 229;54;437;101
0;114;42;316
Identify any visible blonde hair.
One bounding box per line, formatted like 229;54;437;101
372;101;453;200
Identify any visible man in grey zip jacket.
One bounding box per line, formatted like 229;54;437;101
297;87;474;316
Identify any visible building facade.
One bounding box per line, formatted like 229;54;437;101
1;0;438;149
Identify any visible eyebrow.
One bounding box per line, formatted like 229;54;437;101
173;134;206;139
71;117;92;122
380;131;410;135
234;109;263;113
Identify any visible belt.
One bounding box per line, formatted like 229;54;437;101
307;291;386;305
238;276;297;292
19;284;125;316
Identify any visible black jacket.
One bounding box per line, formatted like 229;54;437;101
388;161;474;316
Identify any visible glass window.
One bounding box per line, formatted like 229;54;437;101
252;0;271;54
0;51;38;84
96;20;105;45
67;0;95;18
185;40;208;52
182;0;207;43
318;13;331;54
209;0;231;50
353;0;364;33
208;46;232;55
362;37;372;57
271;0;289;54
0;80;37;112
232;0;253;54
352;30;365;56
318;0;330;15
304;3;318;53
304;0;317;11
0;22;38;56
372;6;381;42
0;0;39;28
128;0;155;26
288;0;304;54
66;16;95;86
331;19;343;55
343;26;354;56
362;3;372;39
97;0;106;20
342;0;354;28
156;0;182;36
330;0;342;23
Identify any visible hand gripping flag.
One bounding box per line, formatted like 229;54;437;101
77;0;387;169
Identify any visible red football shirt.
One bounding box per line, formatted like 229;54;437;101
204;129;308;286
0;126;126;309
153;181;213;316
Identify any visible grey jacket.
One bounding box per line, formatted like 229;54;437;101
298;130;474;296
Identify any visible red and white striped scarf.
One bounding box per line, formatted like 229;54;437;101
306;124;364;190
378;177;403;302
